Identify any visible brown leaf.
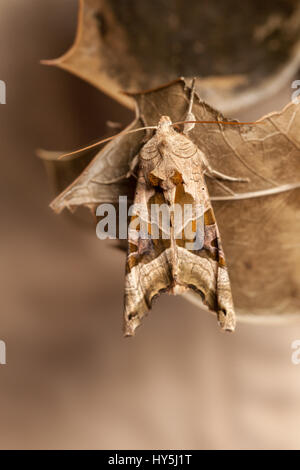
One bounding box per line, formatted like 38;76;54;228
42;0;300;113
45;118;140;213
37;148;100;197
41;78;300;323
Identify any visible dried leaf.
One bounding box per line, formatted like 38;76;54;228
42;0;300;113
37;148;99;196
42;78;300;323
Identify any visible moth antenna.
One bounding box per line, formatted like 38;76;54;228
172;120;258;127
58;125;158;160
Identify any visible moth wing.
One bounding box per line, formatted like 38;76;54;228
124;170;174;336
124;173;235;335
175;198;236;332
172;151;236;331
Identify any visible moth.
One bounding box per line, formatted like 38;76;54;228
101;81;250;336
56;81;252;335
45;77;300;334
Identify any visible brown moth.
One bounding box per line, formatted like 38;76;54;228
45;78;300;335
122;83;249;336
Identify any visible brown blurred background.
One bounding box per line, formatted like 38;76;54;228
1;0;300;450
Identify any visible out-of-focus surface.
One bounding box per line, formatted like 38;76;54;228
0;0;300;450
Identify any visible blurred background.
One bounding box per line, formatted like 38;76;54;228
1;0;300;450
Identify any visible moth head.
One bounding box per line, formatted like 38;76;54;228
157;115;172;132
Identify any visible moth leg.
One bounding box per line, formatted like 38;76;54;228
183;77;196;134
205;168;249;183
209;177;236;196
91;153;139;185
203;157;249;183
